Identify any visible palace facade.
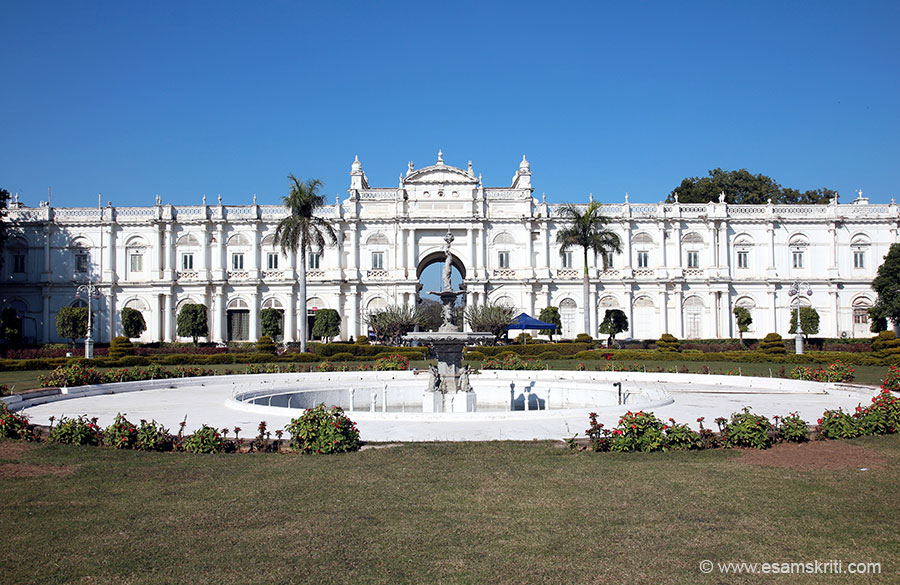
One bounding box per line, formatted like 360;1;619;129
1;152;894;344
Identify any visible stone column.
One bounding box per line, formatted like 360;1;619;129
103;223;116;282
526;222;534;279
674;223;683;270
407;227;416;277
622;222;632;270
42;225;52;280
589;288;598;337
350;286;360;340
163;223;174;280
249;223;260;279
214;224;225;280
249;289;259;341
214;288;225;342
658;288;668;335
164;292;174;342
349;224;359;278
711;290;720;338
769;289;777;333
625;288;634;338
767;225;776;269
832;289;840;337
106;288;116;342
42;288;51;342
198;223;209;279
658;222;667;268
674;288;684;339
286;290;297;343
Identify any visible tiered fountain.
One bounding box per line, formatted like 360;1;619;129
404;231;493;412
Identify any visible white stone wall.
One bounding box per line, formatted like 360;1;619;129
2;156;896;344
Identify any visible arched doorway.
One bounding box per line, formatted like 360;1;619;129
559;298;578;338
416;252;466;331
227;298;249;341
632;296;656;340
683;295;705;339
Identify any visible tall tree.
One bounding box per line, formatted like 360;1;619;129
120;307;147;339
871;243;900;329
732;306;752;342
56;306;90;350
538;306;562;341
667;169;834;205
555;201;622;335
176;303;208;345
312;308;341;343
598;309;628;347
274;176;336;353
260;308;284;341
788;306;820;341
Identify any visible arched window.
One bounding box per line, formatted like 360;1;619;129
632;233;654;269
177;234;201;272
734;296;756;335
683;295;705;339
632;296;656;339
7;237;27;275
682;233;703;269
125;236;147;278
789;234;809;270
734;234;754;271
852;297;872;338
559;298;578;338
850;234;870;270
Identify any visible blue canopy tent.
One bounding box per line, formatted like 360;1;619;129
507;313;557;343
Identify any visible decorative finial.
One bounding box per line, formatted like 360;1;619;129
718;191;726;203
589;192;594;203
478;173;482;184
542;192;546;203
519;154;530;172
217;194;222;205
437;149;444;164
857;189;863;198
467;160;473;174
625;192;629;203
155;193;161;205
408;160;414;175
351;155;362;173
673;192;679;203
202;194;207;205
444;230;455;246
892;197;896;205
252;193;257;204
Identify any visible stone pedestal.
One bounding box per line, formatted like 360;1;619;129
423;391;477;413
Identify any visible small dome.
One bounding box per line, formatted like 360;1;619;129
351;155;362;173
519;154;530;172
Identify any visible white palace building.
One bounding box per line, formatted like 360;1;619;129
1;152;895;345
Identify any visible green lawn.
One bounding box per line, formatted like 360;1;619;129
1;436;898;584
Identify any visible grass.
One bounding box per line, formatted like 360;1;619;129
1;436;898;584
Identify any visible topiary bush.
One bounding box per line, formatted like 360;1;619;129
759;333;787;355
656;334;681;352
256;335;277;354
872;331;900;358
285;404;360;454
108;336;135;359
574;333;593;343
355;335;369;345
539;351;563;360
465;351;486;361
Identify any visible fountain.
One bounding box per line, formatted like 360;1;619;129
404;231;493;412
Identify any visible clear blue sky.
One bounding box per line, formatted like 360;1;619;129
2;1;898;208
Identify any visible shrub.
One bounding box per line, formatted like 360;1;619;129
117;355;150;367
0;402;38;440
514;333;534;344
857;390;900;435
374;354;409;371
285;403;360;454
355;335;369;345
656;334;681;352
816;408;861;439
39;363;102;388
719;408;773;449
586;412;611;452
331;352;355;362
791;362;855;383
872;331;900;358
205;353;236;365
610;411;666;452
256;336;277;354
465;351;486;361
775;412;809;443
120;307;147;339
482;353;546;370
104;413;138;449
538;351;562;360
136;419;172;451
663;417;701;451
49;415;102;446
574;350;601;360
317;362;335;372
574;333;593;343
759;333;787;355
108;336;135;359
881;365;900;393
182;425;225;453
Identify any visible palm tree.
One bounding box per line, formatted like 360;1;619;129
555;201;622;336
274;175;336;353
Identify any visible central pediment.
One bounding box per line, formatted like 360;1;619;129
404;164;478;186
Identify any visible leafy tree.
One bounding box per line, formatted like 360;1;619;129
418;298;444;332
868;306;888;333
365;305;422;345
464;303;516;344
56;306;90;349
312;309;341;342
176;303;209;345
666;168;834;205
274;176;336;352
538;306;562;340
788;306;820;340
0;308;22;345
871;243;900;328
732;306;752;342
260;308;284;341
598;309;628;347
120;307;146;339
555;201;622;335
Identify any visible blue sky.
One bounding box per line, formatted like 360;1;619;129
2;1;898;208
